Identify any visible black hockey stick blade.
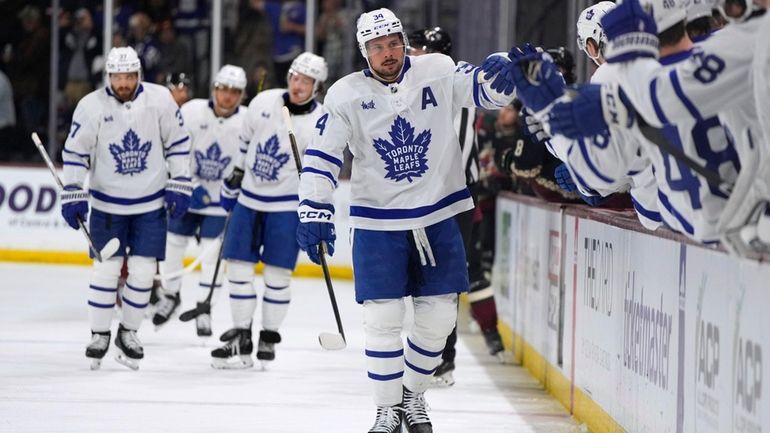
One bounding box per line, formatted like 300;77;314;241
179;302;210;322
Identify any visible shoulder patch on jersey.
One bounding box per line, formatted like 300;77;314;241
195;142;231;181
373;116;431;183
109;129;152;176
251;134;290;182
361;100;376;110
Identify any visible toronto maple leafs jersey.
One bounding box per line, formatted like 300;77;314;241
299;54;514;230
614;14;764;170
754;13;770;155
235;88;323;212
62;82;191;215
546;63;662;231
180;98;244;216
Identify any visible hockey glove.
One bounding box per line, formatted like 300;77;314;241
296;200;336;265
190;185;211;210
220;167;244;212
480;53;516;96
554;163;578;193
520;107;551;146
602;0;658;63
60;184;89;230
165;177;193;219
549;84;607;139
510;51;565;113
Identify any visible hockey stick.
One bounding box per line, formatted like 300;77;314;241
178;211;232;322
153;239;220;281
282;106;346;350
31;133;120;262
636;116;733;196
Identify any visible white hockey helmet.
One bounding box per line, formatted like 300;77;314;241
356;8;408;59
640;0;687;33
105;46;141;74
576;1;616;65
288;52;328;101
213;64;247;90
717;0;758;22
684;0;717;21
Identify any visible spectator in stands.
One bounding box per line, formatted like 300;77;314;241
156;19;193;84
316;0;347;83
266;0;306;87
233;0;275;97
60;8;101;110
6;5;49;155
128;12;161;83
0;68;17;160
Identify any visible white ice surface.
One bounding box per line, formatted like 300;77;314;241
0;263;579;433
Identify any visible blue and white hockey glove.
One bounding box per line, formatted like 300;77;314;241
60;184;89;230
602;0;658;63
520;107;551;146
510;51;565;113
554;163;578;193
190;185;211;210
480;53;515;96
549;84;607;139
165;177;193;219
297;200;336;265
220;167;243;212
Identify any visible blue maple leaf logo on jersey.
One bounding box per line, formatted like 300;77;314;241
251;134;289;181
109;129;152;175
195;142;231;181
373;116;431;183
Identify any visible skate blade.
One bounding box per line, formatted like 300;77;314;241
211;356;254;370
114;351;140;370
89;358;103;370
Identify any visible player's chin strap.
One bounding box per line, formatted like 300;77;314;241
412;228;436;267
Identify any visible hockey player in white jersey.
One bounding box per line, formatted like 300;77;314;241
546;0;741;243
550;0;766;254
154;65;247;336
209;52;327;369
60;46;192;370
296;8;517;433
520;1;664;231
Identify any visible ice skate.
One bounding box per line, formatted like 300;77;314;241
429;359;455;387
85;331;111;370
368;404;403;433
211;328;253;369
256;330;281;366
152;292;181;328
196;308;212;338
114;324;143;370
483;328;504;359
403;386;432;433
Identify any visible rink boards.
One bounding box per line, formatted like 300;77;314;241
0;166;354;278
494;192;769;433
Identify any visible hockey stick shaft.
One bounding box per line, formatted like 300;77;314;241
154;239;220;281
31;132;106;262
282;106;346;341
636;116;733;196
178;212;231;321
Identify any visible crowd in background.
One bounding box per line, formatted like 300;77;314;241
0;0;394;163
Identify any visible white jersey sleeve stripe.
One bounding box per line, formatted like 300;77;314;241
576;138;616;184
166;150;190;158
657;189;694;236
165;135;190;151
63;147;90;158
631;196;662;223
305;149;343;167
669;69;705;122
302;167;337;186
63;161;88;169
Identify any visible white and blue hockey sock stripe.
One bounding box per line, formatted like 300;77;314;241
228;280;257;329
366;346;405;407
404;337;442;376
262;284;291;331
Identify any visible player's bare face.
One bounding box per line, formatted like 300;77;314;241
214;86;242;113
109;72;139;102
287;72;315;104
366;34;405;82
